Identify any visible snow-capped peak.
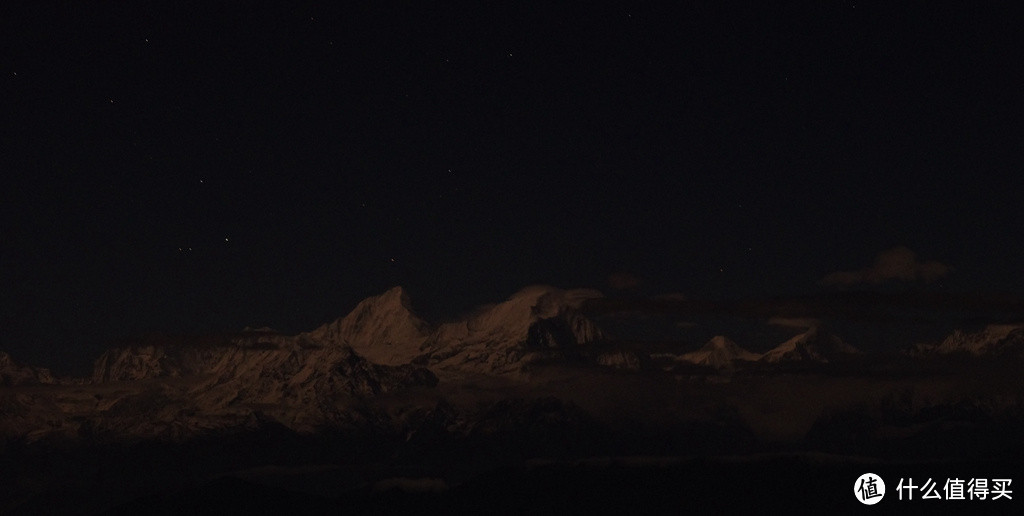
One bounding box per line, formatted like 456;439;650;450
421;286;604;374
932;324;1024;355
306;286;431;365
677;336;761;369
760;326;858;363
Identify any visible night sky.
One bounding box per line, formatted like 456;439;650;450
2;3;1022;372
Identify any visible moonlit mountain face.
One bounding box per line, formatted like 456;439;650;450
2;286;1024;513
759;327;859;363
930;325;1024;357
306;287;431;366
678;336;761;369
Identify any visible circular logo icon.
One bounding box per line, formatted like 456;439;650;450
854;473;886;505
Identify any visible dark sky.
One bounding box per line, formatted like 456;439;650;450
2;3;1022;371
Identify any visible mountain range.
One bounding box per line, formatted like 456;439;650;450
3;285;1024;514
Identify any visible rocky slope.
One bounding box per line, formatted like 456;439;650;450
417;286;606;375
84;332;437;435
3;286;611;442
0;352;54;386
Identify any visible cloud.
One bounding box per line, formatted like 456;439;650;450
607;272;643;291
820;247;952;287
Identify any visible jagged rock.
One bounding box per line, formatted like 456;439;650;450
0;352;55;386
923;324;1024;356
